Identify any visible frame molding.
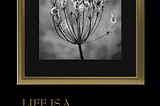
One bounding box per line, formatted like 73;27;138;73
17;0;145;85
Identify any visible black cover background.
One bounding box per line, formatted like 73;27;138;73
16;1;148;105
25;0;136;76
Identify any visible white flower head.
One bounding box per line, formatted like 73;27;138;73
79;3;85;11
51;7;58;15
73;1;80;9
61;20;68;29
110;12;117;24
50;7;61;18
83;1;90;9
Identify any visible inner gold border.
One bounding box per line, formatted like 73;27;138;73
17;0;145;85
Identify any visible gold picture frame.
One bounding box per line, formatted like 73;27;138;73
17;0;145;85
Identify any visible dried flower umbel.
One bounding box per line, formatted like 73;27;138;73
50;0;117;60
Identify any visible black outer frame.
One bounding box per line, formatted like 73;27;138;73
25;0;136;77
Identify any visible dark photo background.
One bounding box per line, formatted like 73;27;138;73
39;0;122;60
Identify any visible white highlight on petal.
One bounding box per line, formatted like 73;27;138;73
84;1;90;9
51;7;57;15
110;12;117;24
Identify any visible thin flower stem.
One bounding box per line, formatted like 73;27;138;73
82;13;103;43
81;10;85;36
78;43;84;60
81;9;89;38
87;11;103;38
65;6;78;40
81;15;92;41
76;12;80;41
57;26;74;44
78;12;81;40
63;9;76;41
85;33;108;43
70;12;78;40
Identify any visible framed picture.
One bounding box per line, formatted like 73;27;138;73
17;0;145;85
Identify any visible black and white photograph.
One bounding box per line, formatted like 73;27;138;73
39;0;121;60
